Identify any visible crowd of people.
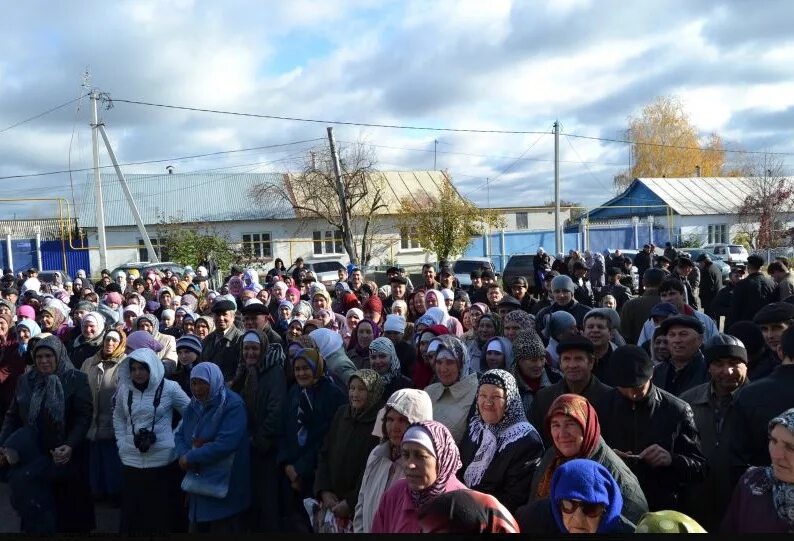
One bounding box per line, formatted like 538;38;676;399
0;247;792;534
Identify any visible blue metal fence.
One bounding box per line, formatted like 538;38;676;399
0;238;90;278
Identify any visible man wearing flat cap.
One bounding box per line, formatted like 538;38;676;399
752;301;794;364
599;345;707;512
241;302;283;346
529;335;612;441
652;315;709;397
598;267;633;312
727;254;775;328
200;298;244;381
679;334;749;531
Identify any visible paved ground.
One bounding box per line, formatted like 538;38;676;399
0;482;119;533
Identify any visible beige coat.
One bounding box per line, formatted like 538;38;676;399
81;352;125;440
425;372;479;443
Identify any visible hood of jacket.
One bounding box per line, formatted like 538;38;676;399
117;347;165;392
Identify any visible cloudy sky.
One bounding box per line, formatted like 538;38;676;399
2;0;794;219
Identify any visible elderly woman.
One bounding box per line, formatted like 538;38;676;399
69;311;106;368
308;328;357;388
135;314;177;369
354;389;433;533
413;325;449;389
512;330;562;415
343;307;363;340
81;329;127;502
425;335;479;443
0;315;26;426
483;336;514;370
346;318;380;369
526;394;647;523
424;291;463;336
0;336;94;533
417;489;520;533
314;369;385;528
722;407;794;533
194;315;215;341
459;369;544;512
503;310;534;342
368;337;412;398
230;329;286;532
277;348;347;531
113;347;191;533
38;304;70;341
371;420;466;533
518;459;634;534
468;313;501;373
175;362;251;533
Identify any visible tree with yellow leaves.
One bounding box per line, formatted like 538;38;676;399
614;96;729;190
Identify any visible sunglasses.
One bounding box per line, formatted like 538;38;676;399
560;499;605;518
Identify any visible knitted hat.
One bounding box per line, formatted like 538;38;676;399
704;333;747;365
609;345;653;387
550;275;575;294
753;302;794;325
513;330;547;360
176;334;203;355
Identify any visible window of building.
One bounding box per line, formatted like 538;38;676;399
400;227;421;250
313;230;344;255
138;238;168;262
242;232;272;259
707;224;728;244
516;212;529;230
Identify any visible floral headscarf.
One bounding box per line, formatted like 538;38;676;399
368;337;401;384
768;408;794;529
404;420;462;507
349;368;385;416
463;369;538;487
504;310;534;333
434;334;472;379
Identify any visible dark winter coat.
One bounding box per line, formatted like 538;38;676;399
727;271;776;328
314;402;381;510
200;326;244;381
651;351;710;397
529;375;613;443
67;334;104;372
597;384;708;511
514;365;562;417
620;289;661;345
458;424;545;513
680;381;746;531
0;341;26;418
698;262;723;315
383;373;413;400
394;341;416;378
597;282;633;311
726;363;794;484
534;300;593;334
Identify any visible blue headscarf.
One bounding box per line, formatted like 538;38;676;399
16;319;41;355
189;362;229;442
550;459;623;534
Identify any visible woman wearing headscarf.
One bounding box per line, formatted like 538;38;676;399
0;336;94;533
354;389;433;533
459;369;544;512
482;336;514;370
407;290;427;323
81;329;127;503
38;304;69;342
314;369;385;528
468;313;501;373
174;362;251;533
635;510;706;533
194;315;215;341
229;329;286;532
69;311;106;368
412;324;446;389
135;314;177;370
524;394;647;523
425;335;479;443
371;420;467;533
511;330;562;416
346;318;380;369
462;302;489;345
113;347;191;533
277;348;347;531
0;314;26;427
343;307;363;341
503;309;535;342
368;337;412;397
308;328;357;388
171;334;202;397
425;291;464;337
362;295;385;327
721;407;794;533
417;489;520;533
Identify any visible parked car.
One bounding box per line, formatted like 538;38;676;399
142;262;186;276
111;262;149;277
680;249;731;281
700;243;749;265
452;257;495;288
287;260;346;288
38;270;70;286
502;254;555;293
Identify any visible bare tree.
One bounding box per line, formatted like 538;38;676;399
735;156;794;249
249;142;389;265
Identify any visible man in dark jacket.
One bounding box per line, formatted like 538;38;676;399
727;254;776;328
200;299;244;382
752;301;794;366
663;242;679;262
709;266;745;324
534;275;592;334
620;268;665;345
241;302;284;346
727;324;794;484
634;244;653;293
599;345;708;511
529;335;612;440
509;276;536;313
652;316;709;397
571;261;594;307
696;253;722;319
598;267;633;311
672;257;699;310
680;334;748;532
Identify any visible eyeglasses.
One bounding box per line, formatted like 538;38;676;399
560;499;605;518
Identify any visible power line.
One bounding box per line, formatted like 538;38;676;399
564;134;614;195
562;131;794;156
0;94;88;135
0;137;323;181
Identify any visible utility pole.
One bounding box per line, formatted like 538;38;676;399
90;89;108;271
326;127;356;262
554;120;561;256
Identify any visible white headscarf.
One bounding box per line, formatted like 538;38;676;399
309;328;344;359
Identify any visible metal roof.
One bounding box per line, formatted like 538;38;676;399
637;177;759;215
77;173;295;227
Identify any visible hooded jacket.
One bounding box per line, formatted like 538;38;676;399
112;348;191;469
426;372;479;444
81;343;127;441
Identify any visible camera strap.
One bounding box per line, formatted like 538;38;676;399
128;378;166;434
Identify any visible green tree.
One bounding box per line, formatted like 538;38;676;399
155;217;241;272
399;177;504;262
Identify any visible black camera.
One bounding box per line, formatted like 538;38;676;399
133;428;157;453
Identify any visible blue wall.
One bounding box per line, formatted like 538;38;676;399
0;238;90;278
463;230;580;272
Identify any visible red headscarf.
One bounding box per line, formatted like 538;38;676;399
342;292;361;312
412;324;450;388
362;295;384;322
536;393;601;498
